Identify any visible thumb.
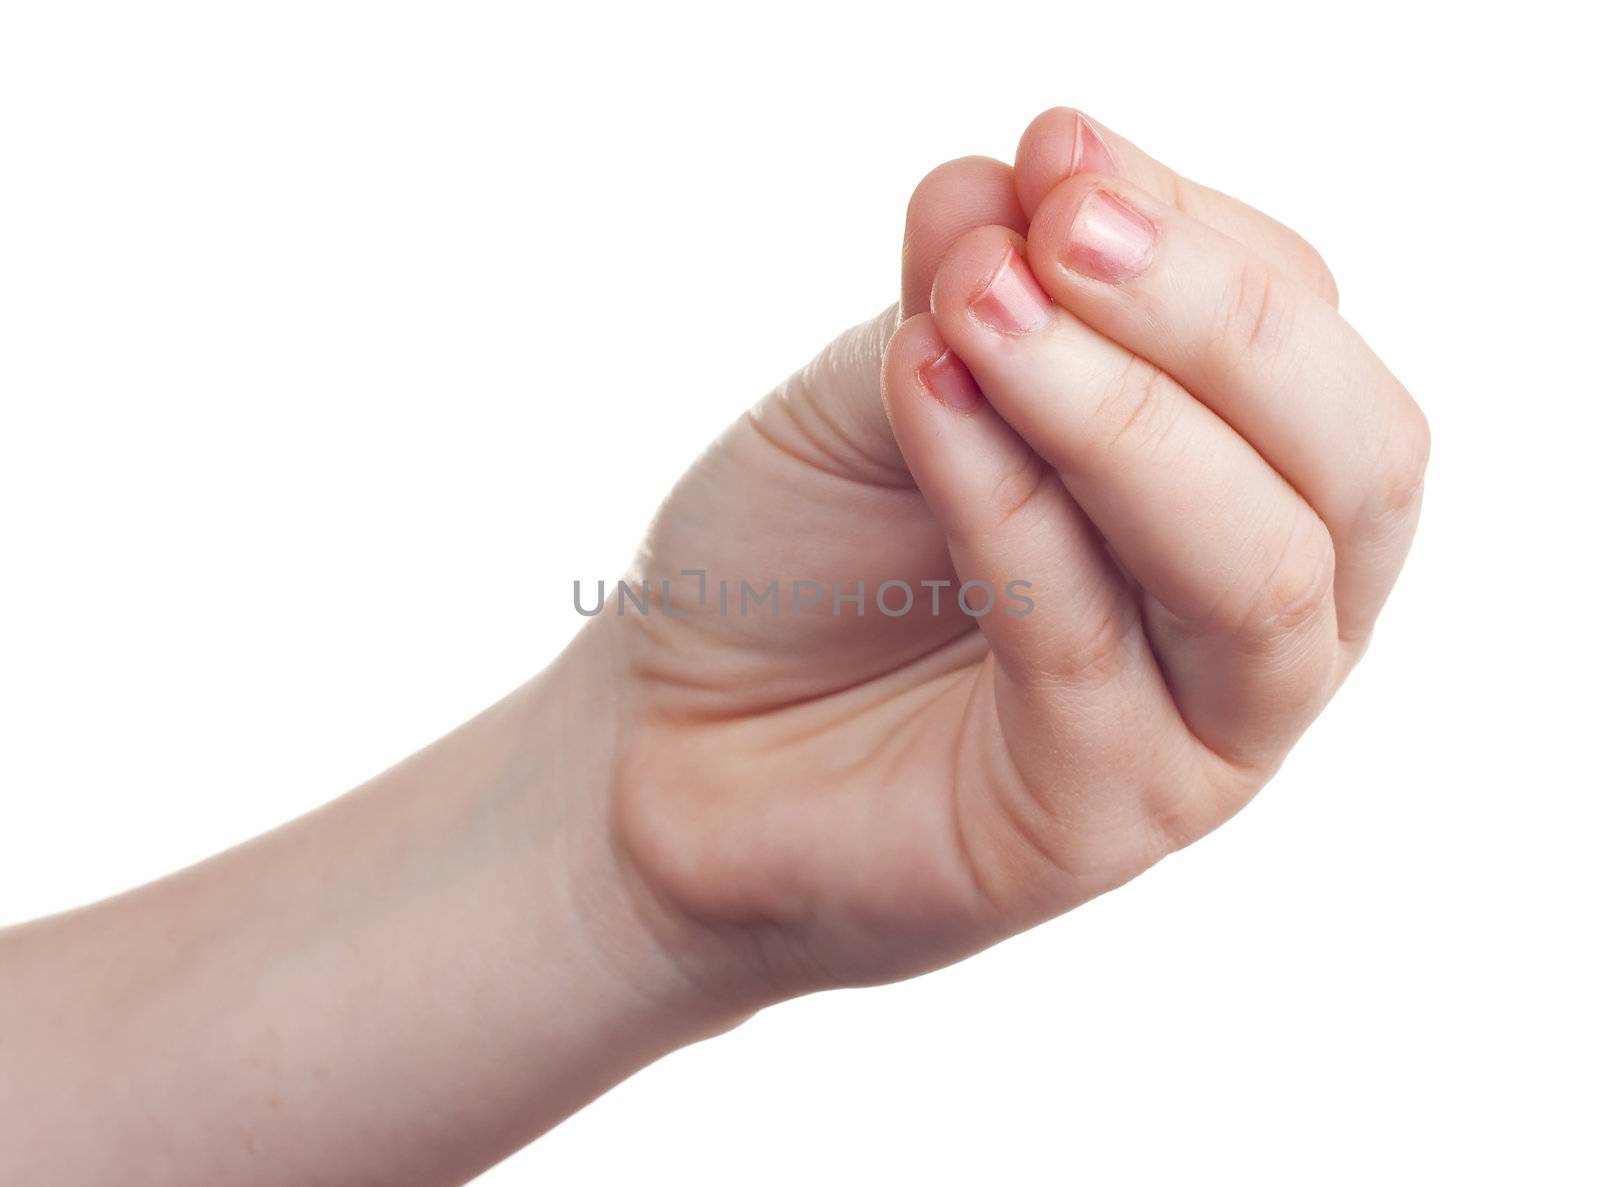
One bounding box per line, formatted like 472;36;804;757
754;155;1025;484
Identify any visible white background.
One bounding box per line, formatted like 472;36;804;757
2;2;1595;1182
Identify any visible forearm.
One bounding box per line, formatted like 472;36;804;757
0;627;740;1186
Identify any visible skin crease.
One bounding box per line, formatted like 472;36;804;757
0;110;1427;1185
606;112;1424;1007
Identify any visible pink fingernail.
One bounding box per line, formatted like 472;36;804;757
917;349;984;411
1073;114;1116;176
971;249;1053;335
1062;190;1156;283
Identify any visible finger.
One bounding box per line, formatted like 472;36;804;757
883;313;1138;694
901;156;1027;317
882;313;1218;875
1014;108;1340;306
930;227;1340;769
753;156;1027;486
1025;172;1429;648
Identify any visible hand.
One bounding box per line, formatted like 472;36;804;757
595;109;1428;1006
0;109;1430;1184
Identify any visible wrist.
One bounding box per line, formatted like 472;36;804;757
509;623;765;1057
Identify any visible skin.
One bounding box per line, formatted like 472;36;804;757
0;109;1427;1184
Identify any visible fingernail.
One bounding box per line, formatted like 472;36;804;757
918;348;984;411
1062;190;1155;283
971;249;1052;335
1073;114;1116;176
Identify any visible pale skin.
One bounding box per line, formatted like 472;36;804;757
0;109;1427;1184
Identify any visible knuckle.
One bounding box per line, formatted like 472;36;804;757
1238;517;1337;650
1060;594;1143;692
1140;765;1246;860
1299;241;1340;308
1087;360;1182;460
1362;400;1432;535
984;454;1056;538
1216;258;1296;373
765;313;905;483
1015;591;1141;695
1280;228;1339;307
